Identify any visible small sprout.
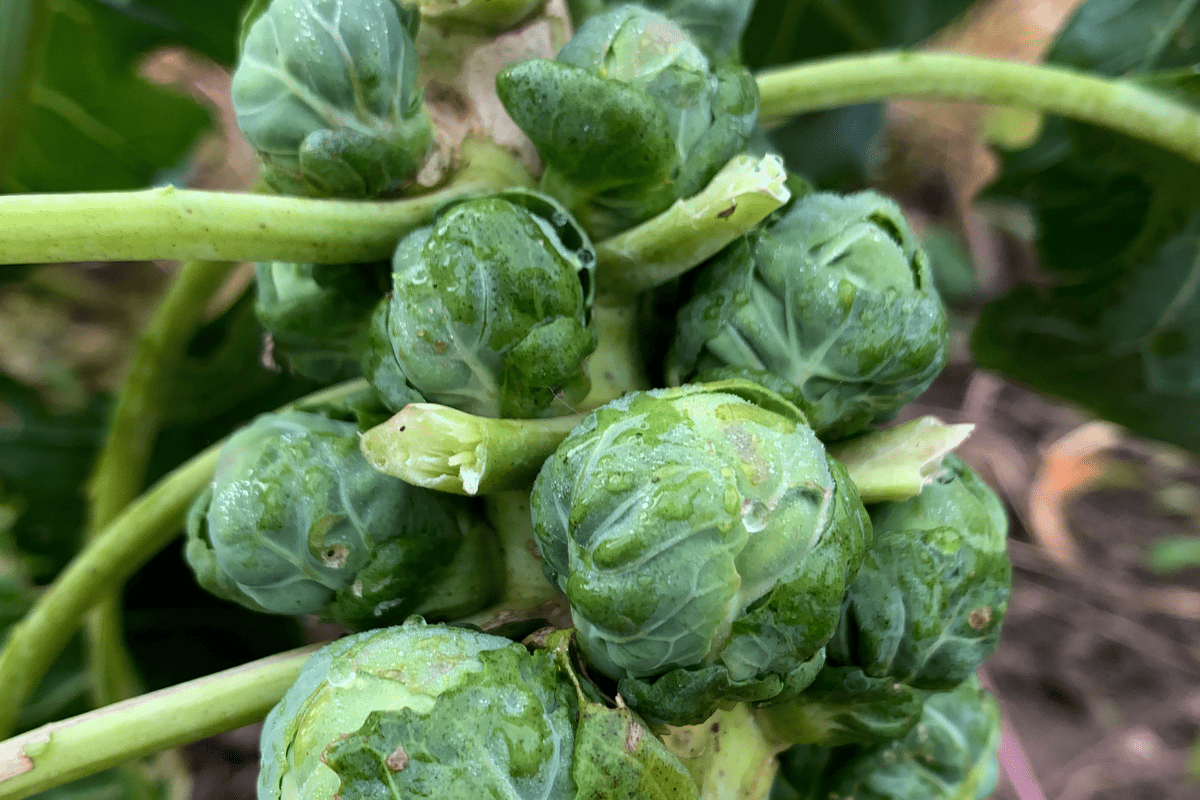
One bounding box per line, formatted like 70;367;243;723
185;410;499;629
531;380;871;725
497;5;758;237
362;190;597;418
232;0;433;196
671;190;949;438
827;455;1012;690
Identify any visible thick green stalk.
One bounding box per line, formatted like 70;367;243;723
661;704;782;800
0;140;530;264
0;646;318;800
0;380;367;737
455;491;568;633
756;51;1200;165
84;259;237;708
579;303;650;410
594;153;790;305
830;416;975;503
360;405;587;495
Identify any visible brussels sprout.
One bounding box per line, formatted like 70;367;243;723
232;0;433;197
185;410;498;629
670;190;949;439
827;455;1012;690
772;677;1002;800
361;189;598;417
531;380;871;725
567;0;756;59
496;4;759;237
420;0;547;33
258;620;698;800
254;261;387;382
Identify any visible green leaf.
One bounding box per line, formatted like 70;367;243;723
756;666;926;748
1046;0;1200;76
92;0;246;67
741;0;977;69
762;104;885;191
1143;533;1200;573
0;371;105;581
1;0;213;192
326;647;578;800
975;0;1200;454
571;695;699;800
976;203;1200;452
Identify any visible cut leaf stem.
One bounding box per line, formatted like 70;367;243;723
0;380;369;737
0;646;318;800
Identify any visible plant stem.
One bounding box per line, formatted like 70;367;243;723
756;51;1200;165
0;139;530;265
830;416;975;503
0;379;368;737
455;490;569;633
661;704;782;800
0;445;218;739
360;404;586;495
0;646;319;800
579;303;649;410
84;259;237;708
594;153;790;305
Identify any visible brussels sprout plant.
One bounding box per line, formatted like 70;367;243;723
4;0;1200;797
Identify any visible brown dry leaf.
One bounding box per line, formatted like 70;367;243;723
1027;422;1128;569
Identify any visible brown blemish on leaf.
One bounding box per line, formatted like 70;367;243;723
969;606;993;630
625;720;643;754
717;201;737;219
321;543;349;569
387;744;409;771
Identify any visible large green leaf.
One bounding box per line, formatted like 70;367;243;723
765;103;885;191
974;0;1200;453
93;0;246;67
741;0;978;69
0;372;105;581
0;0;225;192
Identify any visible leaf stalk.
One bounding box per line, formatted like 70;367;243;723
757;51;1200;165
0;647;318;800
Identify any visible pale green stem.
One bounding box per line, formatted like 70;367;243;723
360;405;586;495
0;646;319;800
756;51;1200;165
84;259;237;709
0;380;367;737
594;153;790;305
0;140;530;264
455;490;568;632
830;416;975;503
579;303;649;411
661;704;783;800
